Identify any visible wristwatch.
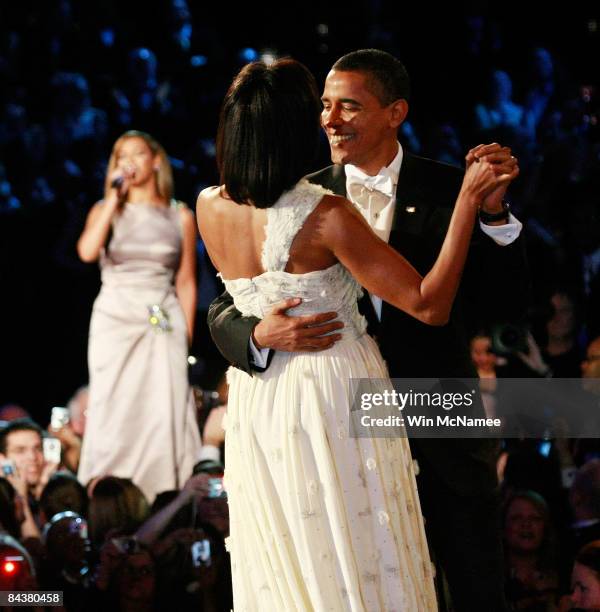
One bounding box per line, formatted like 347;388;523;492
479;200;510;223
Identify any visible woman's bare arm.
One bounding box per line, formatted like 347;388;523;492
76;195;120;263
175;206;198;343
322;155;519;326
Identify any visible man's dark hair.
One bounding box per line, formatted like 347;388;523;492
332;49;411;106
216;58;321;208
0;418;43;455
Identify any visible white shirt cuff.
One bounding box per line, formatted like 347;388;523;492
197;445;222;463
479;213;522;246
249;337;270;368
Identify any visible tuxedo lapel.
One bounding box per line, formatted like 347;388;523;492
383;154;433;325
391;153;429;236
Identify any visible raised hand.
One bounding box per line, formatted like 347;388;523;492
465;143;519;216
460;143;519;210
108;164;135;202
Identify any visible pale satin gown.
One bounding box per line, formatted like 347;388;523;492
78;201;201;502
221;181;437;611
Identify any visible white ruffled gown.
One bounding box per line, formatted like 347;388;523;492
221;181;437;611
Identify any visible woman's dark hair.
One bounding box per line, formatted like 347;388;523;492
216;58;321;208
88;476;149;547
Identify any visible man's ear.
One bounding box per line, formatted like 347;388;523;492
389;99;409;128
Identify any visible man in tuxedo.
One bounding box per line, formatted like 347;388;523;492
208;49;528;611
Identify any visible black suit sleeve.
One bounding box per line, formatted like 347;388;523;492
207;291;263;375
462;224;530;331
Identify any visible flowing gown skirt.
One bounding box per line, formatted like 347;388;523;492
78;283;200;502
225;334;437;612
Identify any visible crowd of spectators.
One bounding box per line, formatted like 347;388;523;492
0;386;230;611
1;1;600;610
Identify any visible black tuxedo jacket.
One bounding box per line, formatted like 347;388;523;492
207;154;530;494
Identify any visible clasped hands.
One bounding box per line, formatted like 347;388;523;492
466;142;519;218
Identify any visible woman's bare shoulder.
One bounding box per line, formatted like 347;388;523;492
196;186;225;204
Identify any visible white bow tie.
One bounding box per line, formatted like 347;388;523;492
345;165;395;208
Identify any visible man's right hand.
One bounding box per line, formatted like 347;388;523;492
252;298;344;352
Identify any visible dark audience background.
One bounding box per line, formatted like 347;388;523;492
1;0;599;423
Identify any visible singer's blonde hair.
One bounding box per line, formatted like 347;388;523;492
103;130;173;203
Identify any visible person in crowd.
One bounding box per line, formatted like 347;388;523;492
0;477;39;541
95;536;156;612
470;332;501;419
566;460;600;560
47;386;88;474
76;130;200;501
41;511;91;611
153;524;229;611
0;419;58;504
582;336;600;395
474;69;535;149
88;476;149;550
540;290;583;378
570;541;600;611
503;490;560;611
39;471;88;524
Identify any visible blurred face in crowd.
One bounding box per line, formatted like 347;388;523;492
114;136;158;188
1;430;44;487
470;336;497;374
547;293;575;339
571;562;600;610
320;70;406;175
117;550;155;605
582;337;600;396
505;497;545;554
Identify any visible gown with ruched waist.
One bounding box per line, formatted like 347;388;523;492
78;201;200;502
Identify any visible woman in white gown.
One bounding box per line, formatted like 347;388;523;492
196;60;518;611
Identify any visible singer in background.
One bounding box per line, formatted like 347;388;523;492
76;130;200;502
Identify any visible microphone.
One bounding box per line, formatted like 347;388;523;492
110;176;124;189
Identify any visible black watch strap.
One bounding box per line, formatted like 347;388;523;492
479;200;510;223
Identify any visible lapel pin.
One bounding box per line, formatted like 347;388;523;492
405;206;416;213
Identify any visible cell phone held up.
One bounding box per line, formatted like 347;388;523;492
207;476;227;499
1;459;16;477
50;406;70;430
43;437;61;465
191;539;211;567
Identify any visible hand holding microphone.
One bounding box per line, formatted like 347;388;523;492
109;165;135;201
110;176;124;189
